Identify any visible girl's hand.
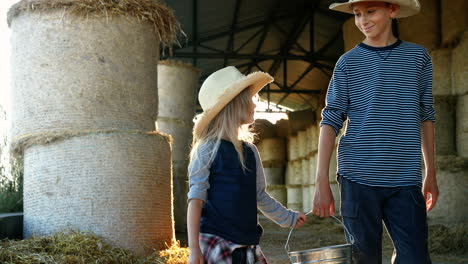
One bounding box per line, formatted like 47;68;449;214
294;212;307;228
188;247;204;264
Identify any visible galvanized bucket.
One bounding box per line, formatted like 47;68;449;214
285;215;356;264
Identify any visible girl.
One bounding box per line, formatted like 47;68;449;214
187;66;307;264
312;1;438;263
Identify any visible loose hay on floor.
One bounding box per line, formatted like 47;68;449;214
0;230;189;264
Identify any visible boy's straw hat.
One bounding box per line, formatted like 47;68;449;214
329;0;420;18
193;66;273;138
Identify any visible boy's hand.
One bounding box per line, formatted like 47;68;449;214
423;172;439;212
294;212;307;228
312;181;335;218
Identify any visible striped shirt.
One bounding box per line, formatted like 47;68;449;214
321;40;435;187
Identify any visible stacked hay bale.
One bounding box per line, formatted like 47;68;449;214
286;134;302;211
8;0;181;255
441;0;468;47
254;119;288;206
156;60;199;233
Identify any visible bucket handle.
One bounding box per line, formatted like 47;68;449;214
284;212;355;253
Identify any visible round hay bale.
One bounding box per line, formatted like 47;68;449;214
266;185;287;206
253;119;276;141
285;160;302;185
343;17;364;52
23;131;174;255
434;96;456;155
257;138;286;162
263;167;285;185
302;158;311;184
456;94;468;157
307;125;319;152
10;10;160;141
275;119;290;138
297;130;308;158
428;162;468;225
286;184;303;212
308;155;317;184
157;120;192;163
452;31;468;96
302;184;313;213
158;60;200;121
287;135;299;161
441;0;468;47
398;0;439;51
431;49;453;96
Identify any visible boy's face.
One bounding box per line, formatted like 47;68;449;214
352;1;399;39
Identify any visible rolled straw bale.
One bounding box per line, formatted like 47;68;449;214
158;60;200;121
302;184;312;213
343;17;363;52
456;94;468;157
10;10;161;140
305;126;312;155
287;109;315;135
286;160;302;185
297;130;308;158
266;185;287;206
302;158;312;184
307;124;319;152
431;49;452;96
288;136;299;161
434;96;456;155
286;184;303;212
308;154;317;185
398;0;439;51
428;156;468;225
264;167;285;186
441;0;468;47
22;131;174;255
275;119;290;138
452;31;468;95
257;138;286;162
253;119;276;141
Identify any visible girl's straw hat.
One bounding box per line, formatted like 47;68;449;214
193;66;273;137
329;0;420;18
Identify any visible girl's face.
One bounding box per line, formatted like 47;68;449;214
242;94;258;125
352;2;398;40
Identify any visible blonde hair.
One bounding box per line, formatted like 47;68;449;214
190;88;256;171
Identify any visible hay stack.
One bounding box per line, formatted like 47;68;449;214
286;184;303;212
456;95;468;157
8;0;181;255
157;60;199;232
23;131;174;255
434;96;456;155
275;119;290;138
287;135;299;161
253;119;276;141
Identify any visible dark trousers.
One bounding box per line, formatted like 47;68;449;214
232;247;248;264
338;175;431;264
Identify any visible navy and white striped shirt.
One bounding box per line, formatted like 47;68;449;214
321;40;435;187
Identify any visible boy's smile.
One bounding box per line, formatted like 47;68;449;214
352;1;399;42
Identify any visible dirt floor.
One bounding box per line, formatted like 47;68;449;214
176;215;467;264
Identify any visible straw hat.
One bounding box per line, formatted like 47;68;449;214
329;0;421;18
193;66;273;137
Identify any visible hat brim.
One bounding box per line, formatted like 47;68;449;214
193;71;273;138
329;0;420;18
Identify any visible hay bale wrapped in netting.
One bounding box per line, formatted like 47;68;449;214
253;119;276;141
257;138;286;162
302;184;313;213
275;119;290;138
302;158;311;184
431;49;452;96
286;184;303;212
8;0;182;140
456;94;468;157
434;96;456;155
398;0;439;51
157;56;198;232
428;156;468;225
343;17;363;52
297;130;308;158
286;160;302;185
287;135;299;161
441;0;468;47
308;154;317;184
307;124;319;153
452;31;468;96
266;185;287;206
22;131;174;255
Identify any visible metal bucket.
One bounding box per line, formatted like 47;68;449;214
285;215;355;264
